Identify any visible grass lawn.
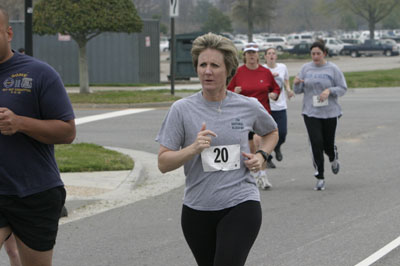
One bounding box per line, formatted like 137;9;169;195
344;68;400;88
55;143;134;173
288;68;400;89
69;68;400;105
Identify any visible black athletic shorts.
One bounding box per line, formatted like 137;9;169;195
0;186;66;251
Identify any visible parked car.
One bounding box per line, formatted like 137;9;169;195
380;39;400;53
340;39;362;55
393;29;400;36
258;41;273;52
334;39;353;55
323;37;344;56
264;36;292;51
233;39;246;51
342;39;399;57
287;34;314;45
340;38;362;45
252;37;271;51
285;42;312;55
233;39;269;52
160;36;169;52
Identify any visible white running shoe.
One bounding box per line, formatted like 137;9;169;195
331;160;340;174
257;171;272;190
331;145;340;174
314;179;325;191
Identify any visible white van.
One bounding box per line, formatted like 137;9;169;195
264;36;291;51
359;30;380;42
287;34;314;45
323;37;345;55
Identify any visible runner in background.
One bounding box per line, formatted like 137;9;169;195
262;47;294;165
293;40;346;191
227;42;280;189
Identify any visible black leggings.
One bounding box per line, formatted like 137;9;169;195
271;110;288;151
181;201;262;266
303;115;338;179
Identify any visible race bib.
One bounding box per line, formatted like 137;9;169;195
313;95;328;107
201;144;241;172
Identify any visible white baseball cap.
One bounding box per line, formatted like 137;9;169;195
243;42;259;52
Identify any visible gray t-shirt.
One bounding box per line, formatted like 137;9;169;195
293;61;347;118
156;90;277;211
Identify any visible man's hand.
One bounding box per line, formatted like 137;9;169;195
0;108;20;135
0;107;75;144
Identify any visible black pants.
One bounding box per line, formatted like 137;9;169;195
271;109;287;151
303;115;338;179
181;201;262;266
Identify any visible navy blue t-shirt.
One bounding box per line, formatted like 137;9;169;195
0;51;75;197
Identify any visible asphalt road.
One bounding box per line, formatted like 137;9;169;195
43;87;399;266
1;55;399;265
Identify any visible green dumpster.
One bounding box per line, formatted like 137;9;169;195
170;32;206;80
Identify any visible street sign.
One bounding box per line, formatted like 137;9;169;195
145;36;151;47
170;0;179;17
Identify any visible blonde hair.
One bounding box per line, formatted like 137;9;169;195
191;32;239;85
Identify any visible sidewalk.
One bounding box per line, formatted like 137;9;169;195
66;82;202;93
61;147;185;225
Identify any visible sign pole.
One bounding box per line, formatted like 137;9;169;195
169;0;179;96
170;17;175;96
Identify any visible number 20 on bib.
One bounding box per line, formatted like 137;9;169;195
201;144;241;172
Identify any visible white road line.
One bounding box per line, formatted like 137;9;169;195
355;235;400;266
75;108;154;126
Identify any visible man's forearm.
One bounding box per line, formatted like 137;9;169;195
18;117;76;144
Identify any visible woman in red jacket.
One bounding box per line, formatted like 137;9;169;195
228;42;281;189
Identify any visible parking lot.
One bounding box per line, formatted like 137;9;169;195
160;53;400;82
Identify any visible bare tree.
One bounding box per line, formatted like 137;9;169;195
247;0;254;41
131;0;160;18
232;0;277;41
2;0;24;20
336;0;400;39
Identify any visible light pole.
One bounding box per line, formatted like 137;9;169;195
24;0;33;56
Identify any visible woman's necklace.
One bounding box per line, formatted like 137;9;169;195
217;99;223;113
202;90;226;113
217;90;228;113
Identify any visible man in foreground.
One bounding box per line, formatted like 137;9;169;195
0;7;76;266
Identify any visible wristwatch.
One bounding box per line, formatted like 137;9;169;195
256;150;269;162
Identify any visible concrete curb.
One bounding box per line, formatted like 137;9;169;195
101;146;147;198
61;148;185;224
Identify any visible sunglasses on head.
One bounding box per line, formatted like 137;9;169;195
245;44;259;48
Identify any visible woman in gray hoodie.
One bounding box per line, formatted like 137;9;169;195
293;40;347;191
